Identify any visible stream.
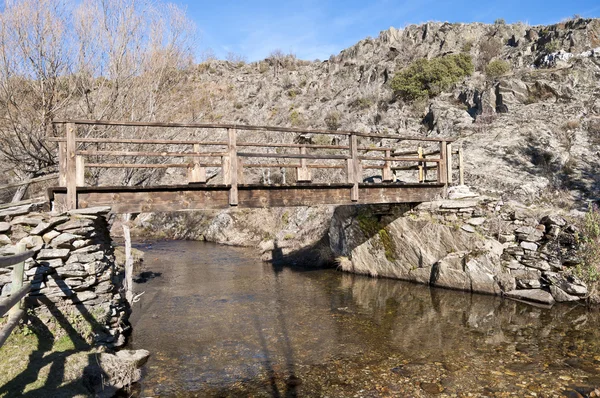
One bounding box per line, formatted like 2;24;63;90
128;240;600;397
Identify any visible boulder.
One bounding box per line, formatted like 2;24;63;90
540;214;567;228
42;230;60;243
505;289;555;306
549;285;580;302
0;222;11;233
543;272;587;296
515;226;544;242
50;233;82;248
520;241;538;251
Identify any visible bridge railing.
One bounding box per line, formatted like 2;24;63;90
0;243;34;348
48;120;462;209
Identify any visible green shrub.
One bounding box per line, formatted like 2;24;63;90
390;53;474;101
324;111;341;130
494;18;506;25
478;38;503;68
485;59;511;78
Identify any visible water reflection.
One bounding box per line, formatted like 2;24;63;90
129;240;600;397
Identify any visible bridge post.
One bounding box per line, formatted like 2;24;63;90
189;144;207;183
66;122;77;210
76;155;85;187
58;141;67;186
417;146;424;183
382;149;393;182
437;140;447;185
349;133;360;201
296;145;311;182
458;144;464;185
228;128;238;206
446;143;453;185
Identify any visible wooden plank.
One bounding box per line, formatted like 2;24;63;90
8;242;26;317
86;163;198;168
458;144;464;185
0;198;44;211
66;123;77;210
48;137;227;145
0;250;35;268
0;283;31;318
358;155;440;162
0;309;25;348
0;174;59;191
237;152;349;160
228;129;238;206
52;119;454;142
239;142;348;150
77;150;226;158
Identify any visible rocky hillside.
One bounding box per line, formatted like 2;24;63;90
160;17;600;206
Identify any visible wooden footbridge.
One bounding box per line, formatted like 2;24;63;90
46;120;463;213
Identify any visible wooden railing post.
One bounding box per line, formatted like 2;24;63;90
458;144;464;185
228;128;238;206
437;140;447;185
66;122;77;209
189;143;207;184
446;143;453;185
8;243;26;315
417;146;424;183
296;145;311;182
76;155;85;187
382;149;393;182
58;141;67;186
349;134;360;201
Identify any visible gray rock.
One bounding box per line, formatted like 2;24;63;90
10;216;42;226
0;204;33;218
37;248;70;260
516;279;542;289
515;226;544;242
71;291;98;303
42;230;60;243
540;214;567;228
73;244;102;254
0;222;11;233
38;258;64;268
50;233;82;248
461;224;476;233
19;235;43;249
25;266;52;277
56;218;94;232
520;241;539;251
521;259;551;271
543;272;587;296
498;234;515;243
467;217;486;226
67;252;104;264
549;285;580;302
0;234;11;245
30;222;51;236
505;289;555;306
439;200;479;209
72;239;93;249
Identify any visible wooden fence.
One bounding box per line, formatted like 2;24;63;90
48;120;464;210
0;243;34;348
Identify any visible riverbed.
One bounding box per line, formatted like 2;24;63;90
128;240;600;397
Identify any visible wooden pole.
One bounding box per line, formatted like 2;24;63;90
122;214;133;305
8;242;26;315
446;143;453;185
349;134;360;201
458;144;464;185
228;129;238;206
58;141;67;186
76;156;85;187
66;123;77;210
382;150;393;182
417;146;424;183
296;146;311;182
437;141;447;184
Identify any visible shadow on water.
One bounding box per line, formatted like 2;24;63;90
128;240;600;397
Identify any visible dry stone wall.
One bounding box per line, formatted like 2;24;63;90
0;204;129;347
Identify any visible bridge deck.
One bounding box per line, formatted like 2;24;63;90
49;183;445;213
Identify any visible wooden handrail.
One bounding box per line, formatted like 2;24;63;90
0;174;59;191
51;119;455;143
0;243;31;349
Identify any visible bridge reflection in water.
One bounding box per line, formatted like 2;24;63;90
128;240;600;397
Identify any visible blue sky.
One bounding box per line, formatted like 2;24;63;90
173;0;600;62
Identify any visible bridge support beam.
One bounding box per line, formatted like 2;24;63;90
296;146;311;182
228;128;238;206
66;122;77;210
349;134;360;201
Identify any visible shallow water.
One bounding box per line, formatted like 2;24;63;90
128;240;600;397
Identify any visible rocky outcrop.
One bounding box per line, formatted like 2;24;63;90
0;205;129;347
330;186;588;306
